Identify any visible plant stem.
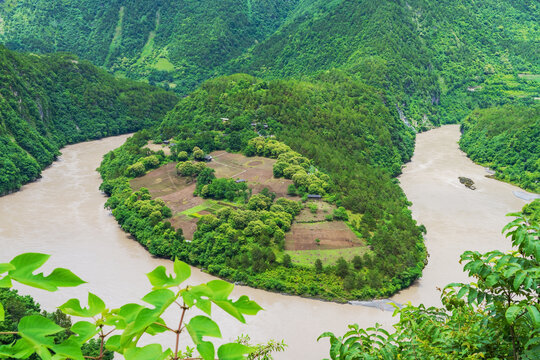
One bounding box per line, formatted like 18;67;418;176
174;304;189;360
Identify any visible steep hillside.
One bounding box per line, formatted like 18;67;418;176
0;0;301;93
460;104;540;193
229;0;539;124
1;0;536;126
0;45;178;195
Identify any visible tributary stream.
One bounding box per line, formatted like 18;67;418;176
0;125;533;358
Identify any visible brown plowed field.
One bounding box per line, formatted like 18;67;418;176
285;221;362;251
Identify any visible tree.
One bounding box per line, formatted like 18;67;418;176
177;151;189;161
282;254;292;268
193;146;205;161
314;259;323;273
335;257;349;278
352;256;363;270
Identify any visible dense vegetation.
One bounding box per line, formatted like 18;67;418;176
0;0;299;94
0;45;177;195
322;201;539;360
460;104;540;193
0;288;111;359
1;0;537;125
97;74;427;301
0;253;275;359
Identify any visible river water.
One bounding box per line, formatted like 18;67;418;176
0;125;532;358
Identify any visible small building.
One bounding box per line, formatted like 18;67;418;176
307;194;322;199
251;122;258;127
235;179;246;183
163;140;170;145
263;124;269;129
204;155;213;162
221;117;229;123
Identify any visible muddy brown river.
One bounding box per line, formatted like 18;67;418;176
0;125;532;358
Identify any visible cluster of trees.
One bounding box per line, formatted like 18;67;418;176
460;104;539;193
246;137;331;196
194;168;249;202
322;202;539;360
0;0;298;94
0;45;177;195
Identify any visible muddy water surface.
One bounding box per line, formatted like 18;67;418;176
0;125;531;358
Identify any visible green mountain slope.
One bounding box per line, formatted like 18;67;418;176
460;104;540;193
0;45;178;195
1;0;536;126
0;0;301;93
229;0;539;124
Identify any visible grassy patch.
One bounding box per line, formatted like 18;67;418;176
154;57;175;71
284;247;369;266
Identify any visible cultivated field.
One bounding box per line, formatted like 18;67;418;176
130;151;296;239
285;221;362;251
208;151;294;197
295;201;335;222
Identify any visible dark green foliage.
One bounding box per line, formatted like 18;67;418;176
460;104;540;192
0;289;112;359
0;0;300;94
98;72;427;301
0;45;177;195
1;0;536;125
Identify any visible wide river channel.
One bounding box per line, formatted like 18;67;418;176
0;125;533;359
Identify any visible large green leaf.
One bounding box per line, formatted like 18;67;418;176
59;293;105;317
0;263;15;274
233;296;263;315
505;305;523;324
197;341;215;360
9;253;85;291
207;280;234;300
69;321;99;345
217;343;253;360
18;315;64;355
52;338;84;360
186;315;222;345
0;275;12;288
146;259;191;289
0;303;4;322
213;300;245;323
124;344;171;360
526;305;540;327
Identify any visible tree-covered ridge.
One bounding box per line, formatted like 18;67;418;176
229;0;539;125
0;0;301;93
0;45;178;195
459;104;540;193
0;0;536;126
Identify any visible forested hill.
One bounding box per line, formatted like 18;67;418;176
160;72;415;218
0;45;178;195
230;0;539;124
460;104;540;193
1;0;537;126
0;0;300;93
